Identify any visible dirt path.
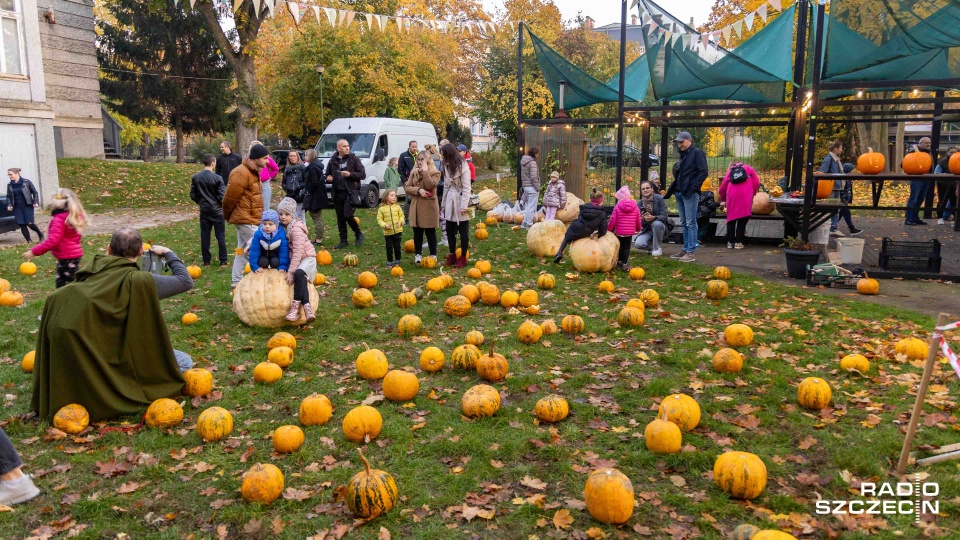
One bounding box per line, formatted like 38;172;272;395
0;206;195;249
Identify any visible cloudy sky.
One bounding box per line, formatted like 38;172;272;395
480;0;719;28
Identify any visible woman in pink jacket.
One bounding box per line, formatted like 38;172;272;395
22;188;86;288
253;141;280;211
607;186;643;271
718;161;760;249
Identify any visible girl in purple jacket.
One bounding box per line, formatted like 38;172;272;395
607;186;643;271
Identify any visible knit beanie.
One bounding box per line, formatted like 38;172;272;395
249;143;270;160
615;186;631;201
277;197;298;217
261;209;279;225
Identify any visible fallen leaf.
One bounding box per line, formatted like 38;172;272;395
520;475;547;490
552;508;574;530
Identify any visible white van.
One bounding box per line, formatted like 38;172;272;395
314;118;438;207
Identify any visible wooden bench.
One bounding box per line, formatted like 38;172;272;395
666;213;787;245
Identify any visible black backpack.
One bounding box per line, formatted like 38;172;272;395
729;164;748;184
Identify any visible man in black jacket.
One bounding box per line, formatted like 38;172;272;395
666;132;709;262
325;139;365;249
398;140;418;225
215;141;242;180
189;154;228;265
302;149;329;246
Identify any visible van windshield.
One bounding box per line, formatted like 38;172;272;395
315;134;375;159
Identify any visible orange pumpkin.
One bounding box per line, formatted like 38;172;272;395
950;152;960;175
540;319;558;335
857;147;885;175
342;405;383;443
518;289;539;308
816;178;834;199
183;368;214;397
500;290;520;308
467;267;482;279
357;271;378;289
272;425;305;453
419;347;446;372
902;149;933;175
476;343;509;382
197;406;234;442
267;346;294;368
145;398;184;428
517;320;543;344
241;463;284;504
53;404;89;434
316;250;333;265
382;370;419;402
465;330;485;346
857;278;879;295
299;394;334;426
444;294;473;317
475;260;492;274
561;315;585;334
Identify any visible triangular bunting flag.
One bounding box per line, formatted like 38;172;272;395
680;34;692;49
700;33;709;46
286;2;300;24
365;13;374;31
323;7;336;26
508;21;515;32
379;14;389;31
233;0;244;12
721;25;732;43
344;10;355;28
732;20;743;39
757;4;768;22
251;0;261;15
263;0;275;17
768;0;781;11
663;30;672;42
670;32;681;47
337;9;348;27
744;12;755;31
311;5;320;23
396;16;404;32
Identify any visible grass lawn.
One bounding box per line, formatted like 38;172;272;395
0;208;957;539
58;159;198;210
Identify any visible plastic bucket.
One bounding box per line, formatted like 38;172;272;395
836;237;865;264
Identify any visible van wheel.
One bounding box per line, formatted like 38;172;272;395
363;185;380;208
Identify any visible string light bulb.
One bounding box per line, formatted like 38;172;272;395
856;91;863;98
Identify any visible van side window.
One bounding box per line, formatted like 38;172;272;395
375;135;388;162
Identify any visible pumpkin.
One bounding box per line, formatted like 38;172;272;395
467;267;482;279
342;405;383;443
706;280;729;300
265;346;293;368
314;273;327;285
142;243;152;251
397;289;417;308
475;260;492;274
714;451;767;500
145;398;184;428
452;344;482;370
475;223;487;230
518;289;539;308
53;404;89;434
857;277;879;295
537;273;556;290
857;147;885;175
19;261;37;275
950;152;960;175
267;332;297;350
477;189;501;210
569;232;619;273
426;277;446;293
352;288;375;308
712;348;744;374
439;272;455;288
640;289;660;308
476;343;509;382
752;193;775;215
517;320;543;344
500;290;520;308
526;220;567;257
535;394;570;423
724;323;754;347
797;377;832;410
0;291;24;307
316;250;333;265
181;312;199;325
253;361;283;383
520;304;541;316
769;186;784;197
540;319;558;335
645;408;683;454
241;463;284;504
626;298;646;311
357;271;378;289
583;468;634;524
816;178;834;199
658;394;701;431
598;280;615;293
411;287;424;300
299;393;334;426
475;228;489;240
21;350;35;373
444;295;472;317
479;283;501;306
895;337;929;360
561;315;585;334
840;353;870;373
390;265;404;277
459;284;480;304
902;149;932;175
556;193;584;223
461;384;501;418
233;270;320;327
485;216;499;226
465;330;485;346
616;306;645;327
629;267;646;281
356;345;389;380
421;256;437;269
272;425;305;453
731;524;762;540
0;278;10;293
343;253;359;266
346;448;399;518
403;239;415;253
752;531;798;540
185;265;202;279
196;407;233;442
244;263;251;274
419;347;446;372
397;314;422;336
382;370;419;401
713;266;731;280
183;368;214;397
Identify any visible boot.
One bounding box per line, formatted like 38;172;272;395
454;255;468;268
444;253;457;266
302;302;316;323
285;300;302;322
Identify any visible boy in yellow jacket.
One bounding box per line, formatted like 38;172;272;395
377;189;405;268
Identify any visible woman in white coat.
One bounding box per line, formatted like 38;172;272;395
440;143;472;268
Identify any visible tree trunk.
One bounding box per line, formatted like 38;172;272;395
175;114;185;164
895;121;906;173
141;133;151;162
855;92;892;172
723;126;736;157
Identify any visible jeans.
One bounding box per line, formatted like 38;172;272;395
199;215;227;265
936;181;957;220
413;227;437;256
520;186;539;227
906;180;929;223
173;350;193;372
258;254;280;269
634;221;666;252
231;224;257;285
676;192;700;253
830;208;855;231
334;193;362;242
616;235;632;265
0;428;22;475
544;206;557;220
384;233;402;262
292;269;309;304
261;181;272;211
726;218;748;244
309;209;324;243
445;220;469;255
295;203;306;222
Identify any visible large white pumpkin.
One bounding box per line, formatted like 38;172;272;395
233;269;321;327
526;220;567;257
477;189;502;211
555;193;583;223
570;232;619;273
752;192;775;215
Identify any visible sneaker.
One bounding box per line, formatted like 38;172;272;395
334;241;349;249
727;242;734;249
414;254;423;265
0;475;40;506
905;221;921;226
670;251;685;259
438;238;449;247
651;249;662;257
938;219;945;225
618;262;630;272
830;229;844;237
354;233;365;246
678;253;696;263
385;263;394;269
916;220;928;225
849;228;863;235
302;303;316;324
553;254;563;264
734;243;745;249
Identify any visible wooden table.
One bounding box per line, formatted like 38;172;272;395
770;197;840;239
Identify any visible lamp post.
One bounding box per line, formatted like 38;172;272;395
315;64;325;130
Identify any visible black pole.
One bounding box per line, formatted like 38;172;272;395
801;0;827;241
517;22;524;199
786;0;809;187
640;121;651;183
923;89;945;219
615;0;628;190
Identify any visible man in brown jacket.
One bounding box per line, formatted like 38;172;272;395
223;143;269;285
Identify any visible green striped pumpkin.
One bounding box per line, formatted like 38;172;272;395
346;449;399;518
451;344;481;370
731;523;761;540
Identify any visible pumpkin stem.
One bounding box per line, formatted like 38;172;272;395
357;447;372;475
867;147;874;153
362;342;370;351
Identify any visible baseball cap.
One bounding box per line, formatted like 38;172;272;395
457;144;468;152
674;131;692;142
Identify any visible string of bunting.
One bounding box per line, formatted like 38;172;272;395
935;321;960;379
176;0;509;35
635;0;783;51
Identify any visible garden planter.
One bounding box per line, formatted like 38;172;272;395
783;249;821;279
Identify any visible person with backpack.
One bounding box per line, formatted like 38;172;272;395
696;179;719;246
821;141;862;236
281;150;307;221
718;161;760;249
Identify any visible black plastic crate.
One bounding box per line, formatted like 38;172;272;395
878;238;942;273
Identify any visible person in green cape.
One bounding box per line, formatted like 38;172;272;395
31;227;195;422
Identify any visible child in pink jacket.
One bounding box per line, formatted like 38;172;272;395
277;197;317;323
607;186;643;271
22;188;86;288
718;161;760;249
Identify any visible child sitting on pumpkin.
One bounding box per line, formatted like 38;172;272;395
277;198;317;323
553;188;608;264
247;210;290;274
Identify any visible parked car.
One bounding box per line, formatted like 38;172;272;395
0;195;18;235
588;145;660;168
271;150;306;173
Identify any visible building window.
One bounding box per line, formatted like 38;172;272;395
1;0;24;76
